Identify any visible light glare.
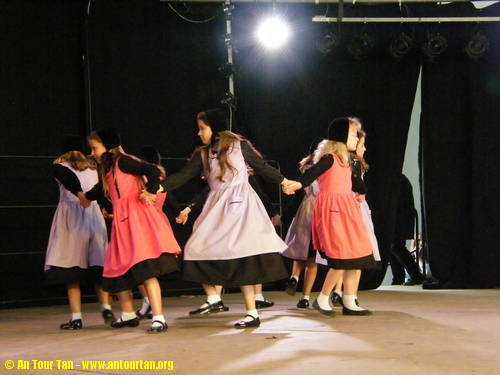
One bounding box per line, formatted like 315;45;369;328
256;17;290;50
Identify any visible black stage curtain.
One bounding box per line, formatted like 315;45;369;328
0;1;88;306
420;3;500;288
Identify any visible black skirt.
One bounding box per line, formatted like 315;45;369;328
45;266;104;286
102;253;179;293
183;252;288;287
307;243;317;259
318;251;377;270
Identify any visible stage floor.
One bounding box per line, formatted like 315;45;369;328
1;286;499;375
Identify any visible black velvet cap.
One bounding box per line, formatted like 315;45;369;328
204;109;228;133
328;117;350;143
96;128;121;150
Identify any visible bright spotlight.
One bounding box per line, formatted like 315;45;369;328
255;17;290;50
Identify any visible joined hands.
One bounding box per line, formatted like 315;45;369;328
281;178;302;195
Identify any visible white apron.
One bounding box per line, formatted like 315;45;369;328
44;163;107;270
184;141;287;261
282;181;319;261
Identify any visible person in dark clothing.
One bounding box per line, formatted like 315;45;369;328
390;174;425;285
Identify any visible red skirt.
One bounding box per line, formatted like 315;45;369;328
312;192;373;264
104;194;181;278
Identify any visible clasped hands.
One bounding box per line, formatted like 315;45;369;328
139;185;165;205
281;178;302;195
77;192;91;208
140;190;157;205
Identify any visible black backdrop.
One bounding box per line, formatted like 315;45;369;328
1;0;499;307
1;1;89;307
421;3;500;288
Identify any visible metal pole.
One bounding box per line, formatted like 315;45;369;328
223;0;236;131
313;16;500;22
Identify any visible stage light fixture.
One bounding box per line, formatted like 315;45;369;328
346;32;375;60
218;62;236;78
421;32;448;60
255;16;291;50
464;32;489;60
220;92;236;108
316;32;340;55
388;31;414;60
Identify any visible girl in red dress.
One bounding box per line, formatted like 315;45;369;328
287;117;375;316
83;128;181;333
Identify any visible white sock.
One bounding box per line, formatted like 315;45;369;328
151;315;166;328
316;293;333;311
100;304;111;312
71;312;82;321
334;291;342;297
120;311;137;322
343;295;365;311
255;293;265;302
302;295;310;301
243;309;258;322
291;275;299;282
207;295;222;305
139;298;150;315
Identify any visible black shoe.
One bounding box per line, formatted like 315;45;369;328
404;277;424;286
255;298;274;309
102;309;116;325
422;278;443;290
147;320;168;334
110;317;140;328
312;299;335;316
234;315;261;328
342;307;372;316
331;292;344;307
60;319;83;330
391;280;404;285
136;306;153;320
285;278;298;296
189;300;229;316
296;299;310;309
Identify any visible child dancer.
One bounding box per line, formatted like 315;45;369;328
163;109;292;328
286;117;376;316
329;127;382;306
44;136;113;329
83;129;181;333
282;140;321;309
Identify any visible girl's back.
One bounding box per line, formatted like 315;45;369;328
56;162;98;202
